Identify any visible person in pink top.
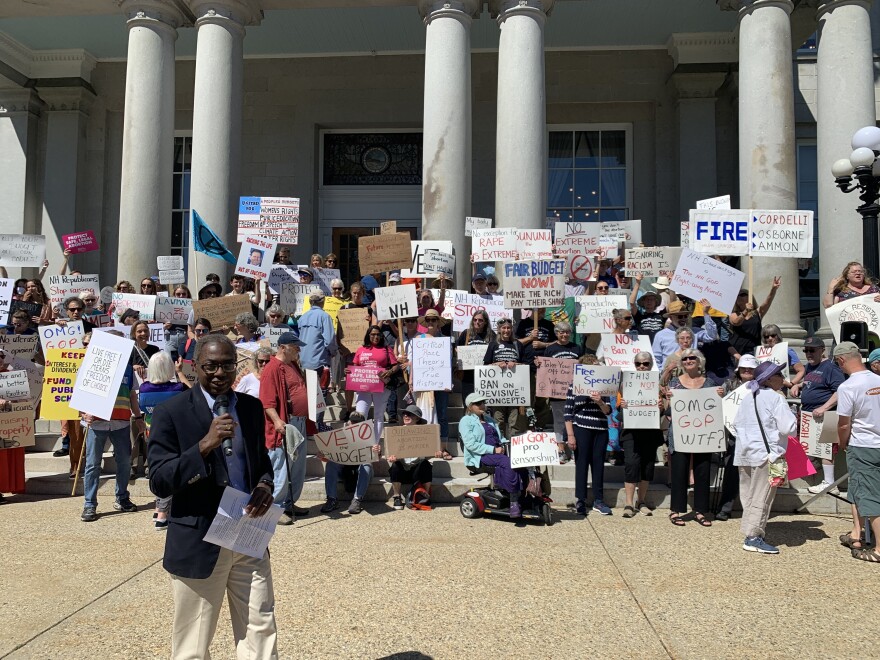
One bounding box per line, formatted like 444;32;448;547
348;325;401;439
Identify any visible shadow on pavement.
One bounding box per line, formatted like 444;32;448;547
766;518;830;547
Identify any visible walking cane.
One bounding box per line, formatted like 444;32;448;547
71;421;90;497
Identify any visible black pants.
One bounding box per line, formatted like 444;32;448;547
717;449;739;513
621;430;660;484
670;450;711;515
573;426;608;503
389;459;433;485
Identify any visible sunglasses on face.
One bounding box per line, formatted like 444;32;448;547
257;359;271;365
803;348;819;353
487;282;499;287
195;328;208;334
596;286;609;291
68;307;83;312
425;319;439;323
332;287;343;291
763;333;778;339
634;361;652;367
681;356;698;363
621;316;633;321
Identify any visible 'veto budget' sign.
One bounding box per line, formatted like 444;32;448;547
670;388;725;453
502;259;565;309
313;421;376;465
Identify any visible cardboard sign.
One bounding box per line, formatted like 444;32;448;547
267;265;300;295
411;336;452;392
358;232;412;276
575;295;628;334
695;194;731;211
40;348;86;420
799;410;835;460
749;210;813;258
451;292;509;333
313;420;376;465
68;330;135;420
475;365;530;406
516;229;553;260
624;247;683;278
345;365;384;393
380;220;397;235
111;292;156;321
62;230;99;254
374;284;418;322
825;295;880;343
0;234;46;267
38;321;84;354
670;388;725;453
597;334;655;370
502;259;565;309
600;220;642;248
722;383;749;435
384;423;441;460
312;267;342;296
535;357;576;399
307;368;326;423
456;344;488;371
0;401;35;448
403;240;455;279
509;432;560;468
337;308;371;354
471;228;517;261
572;364;622;397
238;196;300;244
0;370;31;400
192;295;252;329
157;255;184;271
0;334;39;361
755;342;790;374
422;251;455;277
235;236;278;281
688;209;750;256
155;297;193;325
47;274;100;307
671;248;745;315
279;283;312;317
680;221;690;248
465;216;492;237
554;222;602;257
178;360;197;387
621;370;660;429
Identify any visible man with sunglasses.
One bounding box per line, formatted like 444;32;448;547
57;295;95;333
651;299;717;370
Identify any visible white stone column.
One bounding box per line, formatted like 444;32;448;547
117;0;184;284
737;0;803;342
419;0;479;288
0;89;42;242
187;0;260;282
490;0;554;230
816;0;876;334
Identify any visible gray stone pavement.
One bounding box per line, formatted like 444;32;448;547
0;493;873;659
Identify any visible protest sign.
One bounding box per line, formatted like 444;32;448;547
624;247;682;278
62;230;99;254
238;196;300;244
155;297;192;325
69;331;135;419
670;388;725;453
554;221;602;258
566;253;595;281
451;292;509;333
0;234;45;267
748;210;813;258
671;248;744;315
516;229;553;260
38;321;84;354
147;323;166;350
337;308;371;353
688;209;750;256
0;370;31;400
597;334;655;370
267;265;300;294
159;270;185;285
345;365;384;393
621;370;660;429
279;283;311;317
455;344;488;371
411;336;452;392
313;421;376;465
574;295;628;334
755;342;789;373
403;240;455;278
535;357;576;399
230;348;255;389
471;228;518;261
0;334;39;361
799;411;834;460
572;364;622;397
695;194;732;211
597;235;619;260
380;220;397;235
307;369;326;423
502;259;565;309
422;251;455;277
47;274;100;307
8;300;48;327
235;236;277;280
600;220;641;248
509;432;560;468
305;295;350;335
312;267;342;296
192;295;252;329
261;326;286;348
375;284;418;322
680;221;690;248
92;313;113;328
358;232;412;275
824;295;880;343
111;292;156;321
0;401;35;448
178;360;197;387
0;279;11;322
475;365;529;406
384;424;442;460
465;216;492;237
40;348;86;420
157;255;184;271
722;383;749;435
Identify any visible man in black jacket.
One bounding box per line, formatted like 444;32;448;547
148;334;278;659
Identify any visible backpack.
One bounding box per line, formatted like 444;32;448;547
407;482;432;511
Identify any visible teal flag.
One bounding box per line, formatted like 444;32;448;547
191;209;236;265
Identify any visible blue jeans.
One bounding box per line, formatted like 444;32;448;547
324;461;373;500
268;416;307;511
83;425;131;508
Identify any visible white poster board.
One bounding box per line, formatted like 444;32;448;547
0;370;31;400
465;216;492;237
422;251;455;277
749;210;814;258
621;370;660;429
695;194;731;211
38;321;84;354
575;295;628;334
554;221;601;257
688;209;750;256
799;410;836;460
403;240;454;278
267;265;301;295
0;234;46;267
597;334;655;370
411;336;452;392
47;274;100;307
624;247;682;278
471;228;518;261
111;292;156;321
280;283;312;317
157;256;184;271
306;368;326;423
572;364;622;397
475;365;530;406
509;432;560;468
155;297;193;325
670;388;725;453
69;330;135;420
502;259;565;309
451;292;510;333
825;295;880;343
671;248;745;315
235;236;278;281
722;383;750;435
238;196;300;244
374;284;418;322
515;230;553;260
456;344;488;371
0;279;11;323
755;342;790;374
312;421;375;465
600;220;642;248
159;270;185;285
680;221;690;248
147;323;166;350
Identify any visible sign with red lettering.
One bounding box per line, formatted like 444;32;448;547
597;334;655;370
670;248;744;315
471;228;517;261
313;421;376;465
554;222;601;257
502;259;565;309
535;357;576;399
509;432;559;468
451;292;509;333
621;370;660;429
235;236;278;280
62;230;99;254
567;253;595;281
748;210;813;258
670;388;725;453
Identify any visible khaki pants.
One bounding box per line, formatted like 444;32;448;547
170;548;278;660
68;421;85;474
739;463;777;539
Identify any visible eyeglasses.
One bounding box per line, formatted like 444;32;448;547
621;316;633;321
596;286;609;291
487;282;499;287
199;362;236;374
681;356;698;363
473;317;486;323
141;283;152;288
84;298;96;303
67;307;83;312
257;359;271;365
425;319;439;323
763;333;779;339
634;361;652;367
673;315;688;320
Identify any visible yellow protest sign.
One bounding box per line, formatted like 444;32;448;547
40;348;86;420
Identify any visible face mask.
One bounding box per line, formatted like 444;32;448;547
15;287;25;295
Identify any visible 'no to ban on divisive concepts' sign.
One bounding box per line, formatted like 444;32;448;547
476;365;530;406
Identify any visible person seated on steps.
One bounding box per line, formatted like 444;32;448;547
386;405;448;510
318;412;380;515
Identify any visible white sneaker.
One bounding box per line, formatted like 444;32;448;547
807;481;839;495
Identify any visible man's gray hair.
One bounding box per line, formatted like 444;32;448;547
234;313;259;333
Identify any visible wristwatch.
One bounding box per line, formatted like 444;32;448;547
258;478;274;490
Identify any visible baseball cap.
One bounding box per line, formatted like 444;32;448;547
803;336;826;349
388;272;401;283
868;348;880;364
278;331;305;347
832;341;861;357
465;393;487;407
472;272;487;283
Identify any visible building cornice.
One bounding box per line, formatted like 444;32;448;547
667;32;738;68
0;31;97;82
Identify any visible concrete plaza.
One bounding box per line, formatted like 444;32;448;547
0;492;873;659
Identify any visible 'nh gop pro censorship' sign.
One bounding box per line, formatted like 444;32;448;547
509;432;560;468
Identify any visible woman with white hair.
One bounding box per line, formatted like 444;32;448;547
138;351;190;529
233;312;261;344
540;320;582;463
235;348;273;398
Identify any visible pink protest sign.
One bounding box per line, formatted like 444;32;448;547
345;365;385;393
785;435;817;481
62;231;99;254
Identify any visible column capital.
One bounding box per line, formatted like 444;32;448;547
489;0;555;22
725;0;795;17
188;0;262;30
670;71;727;100
0;88;44;116
117;0;188;29
35;85;96;115
418;1;481;23
817;0;871;18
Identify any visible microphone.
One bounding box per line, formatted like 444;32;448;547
215;394;233;456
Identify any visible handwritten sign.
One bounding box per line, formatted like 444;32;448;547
572;364;622;397
313;420;375;465
671;248;745;315
0;370;31;400
509;432;560;468
267;265;300;295
192;295;252;329
38;321;84;354
157;255;184;271
799;410;835;459
346;365;384;393
111;292;156;321
475;365;529;406
680;221;690;248
465;216;492;237
155;297;193;325
238;196;300;244
824;295;880;343
411;336;452;391
624;247;682;278
159;270;185;285
384;424;442;460
515;229;553;260
455;344;488;371
422;251;455;277
40;348;86;420
695;194;731;211
235;235;278;280
600;220;642;248
749;210;813;258
0;234;46;267
403;240;455;278
575;295;628;334
337;308;371;354
62;230;99;254
621;370;660;429
0;401;35;448
755;342;790;374
451;293;509;333
310;268;341;297
597;334;655;370
380;220;397;235
375;284;418;322
278;283;311;317
670;388;725;453
535;357;576;399
722;384;749;435
0;279;12;325
502;259;565;309
69;330;134;419
48;274;100;307
471;228;517;261
358;232;412;276
554;222;601;257
688;209;750;256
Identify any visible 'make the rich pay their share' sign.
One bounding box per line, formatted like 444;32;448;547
670;388;725;453
503;259;564;309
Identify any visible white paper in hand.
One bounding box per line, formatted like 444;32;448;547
202;487;284;559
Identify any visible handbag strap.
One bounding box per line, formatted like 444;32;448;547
751;390;772;454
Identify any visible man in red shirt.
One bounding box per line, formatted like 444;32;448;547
259;331;310;524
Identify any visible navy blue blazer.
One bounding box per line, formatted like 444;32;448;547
147;384;274;579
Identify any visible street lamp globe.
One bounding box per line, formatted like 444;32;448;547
831;158;855;178
850;147;877;169
851;125;880;152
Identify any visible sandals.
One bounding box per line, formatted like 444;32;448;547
622;505;636;518
694;513;712;527
839;533;864;550
636;501;654;517
851;546;880;562
440;449;453;461
669;513;685;527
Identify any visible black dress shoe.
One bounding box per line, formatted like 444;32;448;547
290;504;310;516
53;448;69;457
715;511;730;521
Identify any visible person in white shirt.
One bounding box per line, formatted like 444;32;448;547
234;348;273;398
732;361;796;554
833;341;880;563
